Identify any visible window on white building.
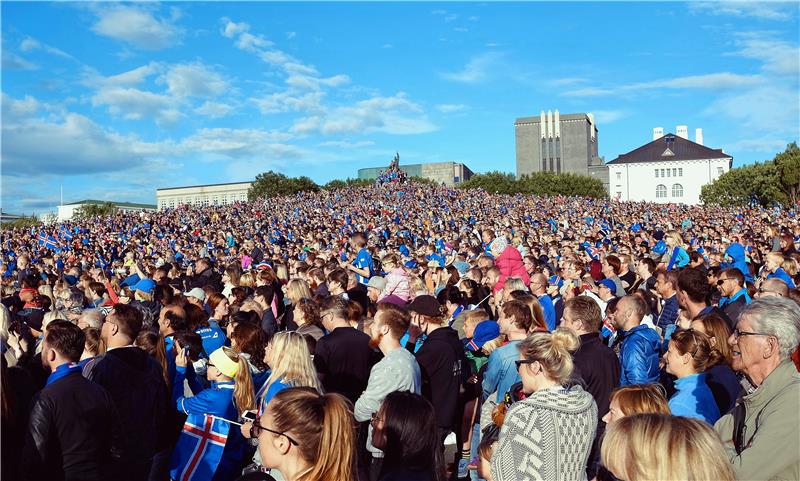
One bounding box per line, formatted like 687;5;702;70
678;168;683;177
655;169;659;178
666;169;671;177
717;167;724;176
616;172;621;180
672;183;683;198
656;184;667;199
661;169;665;177
672;168;677;177
212;195;219;205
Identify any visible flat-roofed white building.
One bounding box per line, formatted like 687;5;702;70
156;182;252;210
57;199;156;222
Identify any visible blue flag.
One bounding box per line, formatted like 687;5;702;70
170;413;230;481
37;234;61;252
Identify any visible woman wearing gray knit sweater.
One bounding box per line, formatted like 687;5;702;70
491;328;598;481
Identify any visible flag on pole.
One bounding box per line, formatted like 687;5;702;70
169;413;230;481
37;234;61;251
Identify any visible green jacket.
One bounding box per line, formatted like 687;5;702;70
714;359;800;481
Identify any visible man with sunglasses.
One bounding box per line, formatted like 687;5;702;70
714;297;800;481
717;268;750;325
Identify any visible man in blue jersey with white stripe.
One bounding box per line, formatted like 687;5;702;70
341;232;373;285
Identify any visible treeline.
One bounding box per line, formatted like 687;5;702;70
247;171;436;200
701;143;799;207
458;171;608;199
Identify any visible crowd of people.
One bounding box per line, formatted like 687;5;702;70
2;179;800;481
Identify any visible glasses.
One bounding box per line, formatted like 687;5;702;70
756;288;782;297
732;328;772;340
716;278;733;286
515;359;536;371
250;421;299;446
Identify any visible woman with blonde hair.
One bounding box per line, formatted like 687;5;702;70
239;271;256;289
254;387;356;481
602;383;670;426
601;414;735;481
282;279;313;330
663;230;690;270
491;328;597;481
172;345;255;481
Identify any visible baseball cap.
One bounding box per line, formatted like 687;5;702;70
131;278;156;294
467;320;500;352
184;287;206;301
407;295;443;317
598;279;616;292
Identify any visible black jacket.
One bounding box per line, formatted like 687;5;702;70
414;327;466;430
83;347;170;471
187;267;222;293
21;371;122;481
313;326;375;404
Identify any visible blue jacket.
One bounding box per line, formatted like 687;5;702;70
657;295;679;330
538;294;556;331
669;373;721;424
482;340;522;401
721;243;753;283
619;325;661;386
667;246;690;271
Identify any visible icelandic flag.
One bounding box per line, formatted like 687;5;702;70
59;228;74;241
170;413;230;481
37;234;61;251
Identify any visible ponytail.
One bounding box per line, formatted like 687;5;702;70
155;335;171;389
233;356;255;412
518;327;580;385
301;394;355;481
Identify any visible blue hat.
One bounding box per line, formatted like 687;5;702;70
131;278;156;294
598;279;616;292
467;320;500;351
548;275;564;289
121;273;140;288
652;240;667;255
63;274;78;286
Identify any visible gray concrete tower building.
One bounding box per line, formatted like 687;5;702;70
515;110;608;191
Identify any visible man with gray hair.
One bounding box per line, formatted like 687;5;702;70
715;297;800;481
77;309;104;330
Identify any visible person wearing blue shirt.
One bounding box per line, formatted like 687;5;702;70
762;252;796;289
482;300;531;402
340;232;373;285
172;346;255;481
663;330;721;424
530;273;556;331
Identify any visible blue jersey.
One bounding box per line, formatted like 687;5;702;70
353;248;374;285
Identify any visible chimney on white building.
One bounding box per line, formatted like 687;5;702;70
695;128;703;145
676;125;688;139
653;127;664;140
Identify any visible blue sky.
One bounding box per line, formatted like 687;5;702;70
2;1;798;214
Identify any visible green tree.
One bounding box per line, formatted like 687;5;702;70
73;202;118;219
323;178;374;190
0;215;42;231
458;171;518;194
700;161;786;207
459;171;606;198
248;171;320;200
774;142;800;206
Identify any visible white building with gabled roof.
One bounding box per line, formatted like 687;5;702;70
606;127;732;205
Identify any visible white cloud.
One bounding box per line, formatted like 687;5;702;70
1;93;41;117
2;108;163;176
195;101;233;118
441;53;502;83
704;84;799;135
177;128;300;159
92;5;181;50
728;138;794;152
286;31;297;40
92;86;181;123
382;44;393;49
731;33;799;75
91;62;162;87
19;36;74;60
318;140;375;148
435;103;467;113
221;17;250;38
2;53;38;70
253;91;325;114
689;2;795;21
285;74;350;91
292;93;436;136
591;110;627;124
165;63;228;97
564;72;763;97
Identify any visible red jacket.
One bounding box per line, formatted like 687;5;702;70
493;246;530;293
